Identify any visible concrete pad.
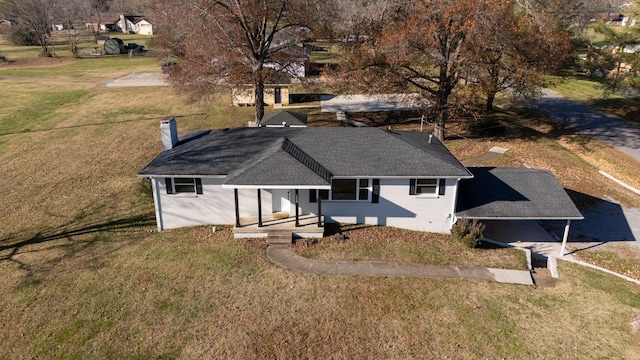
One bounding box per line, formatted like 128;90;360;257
488;268;534;285
106;72;168;87
489;146;509;154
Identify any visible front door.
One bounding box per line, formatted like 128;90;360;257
272;189;290;214
274;87;282;104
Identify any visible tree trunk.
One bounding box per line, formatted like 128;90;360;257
254;80;265;124
486;92;496;112
433;91;449;141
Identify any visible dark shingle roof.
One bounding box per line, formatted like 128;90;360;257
259;111;307;127
138;127;473;183
455;167;583;220
223;137;331;186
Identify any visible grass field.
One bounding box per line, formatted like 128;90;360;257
546;75;640;127
1;35;640;358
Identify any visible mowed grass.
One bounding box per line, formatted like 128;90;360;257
1;36;640;358
2;225;640;358
547;76;640;127
298;224;529;270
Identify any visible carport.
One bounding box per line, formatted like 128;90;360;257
455;167;584;256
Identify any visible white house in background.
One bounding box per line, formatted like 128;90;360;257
138;119;582;249
118;15;153;35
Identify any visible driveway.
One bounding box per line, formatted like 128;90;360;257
537;89;640;162
320;94;426;113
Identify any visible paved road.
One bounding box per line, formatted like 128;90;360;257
537;89;640;162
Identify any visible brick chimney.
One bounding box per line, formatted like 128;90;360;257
160;118;178;151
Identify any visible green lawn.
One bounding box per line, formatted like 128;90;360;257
1;34;640;358
547;76;640;127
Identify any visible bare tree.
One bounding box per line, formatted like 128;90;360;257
1;0;54;56
338;0;485;140
154;0;327;123
469;0;573;111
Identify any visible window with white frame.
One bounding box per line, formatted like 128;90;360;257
410;179;445;196
166;177;203;194
331;178;370;201
310;178;372;202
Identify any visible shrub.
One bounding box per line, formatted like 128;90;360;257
452;219;485;248
8;25;39;46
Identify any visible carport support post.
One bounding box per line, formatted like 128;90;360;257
234;189;240;227
295;190;300;227
257;189;262;227
317;195;322;227
560;219;571;256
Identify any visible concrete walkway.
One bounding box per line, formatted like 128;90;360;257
266;245;534;285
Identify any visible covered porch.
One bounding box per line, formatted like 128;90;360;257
221;136;333;242
233;214;325;240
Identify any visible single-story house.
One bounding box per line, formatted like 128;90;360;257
86;16;121;33
85;15;153;35
258;111;307;127
231;84;291;107
138;119;582;250
119;15;153;35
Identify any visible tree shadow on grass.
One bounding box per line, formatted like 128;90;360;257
0;210;156;277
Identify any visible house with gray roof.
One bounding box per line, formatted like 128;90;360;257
139;119;582;247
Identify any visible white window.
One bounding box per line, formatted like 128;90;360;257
331;178;370;201
166;177;202;194
311;179;378;203
410;179;444;196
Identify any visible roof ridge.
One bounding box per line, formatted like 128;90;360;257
281;138;332;182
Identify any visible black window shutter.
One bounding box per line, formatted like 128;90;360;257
409;179;416;195
166;178;173;194
372;179;380;203
438;179;446;196
195;178;203;194
309;189;317;203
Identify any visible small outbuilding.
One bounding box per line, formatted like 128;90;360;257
259;111;307;128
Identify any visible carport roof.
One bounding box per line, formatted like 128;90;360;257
455;167;583;220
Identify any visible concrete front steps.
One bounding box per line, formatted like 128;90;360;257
267;231;294;245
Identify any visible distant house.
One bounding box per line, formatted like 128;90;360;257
232;84;291;107
138;119;583;248
118;15;153;35
86;16;121;33
0;19;17;30
85;15;153;35
258;111;307;127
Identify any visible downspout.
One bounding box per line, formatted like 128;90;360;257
152;178;164;231
449;178;461;229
